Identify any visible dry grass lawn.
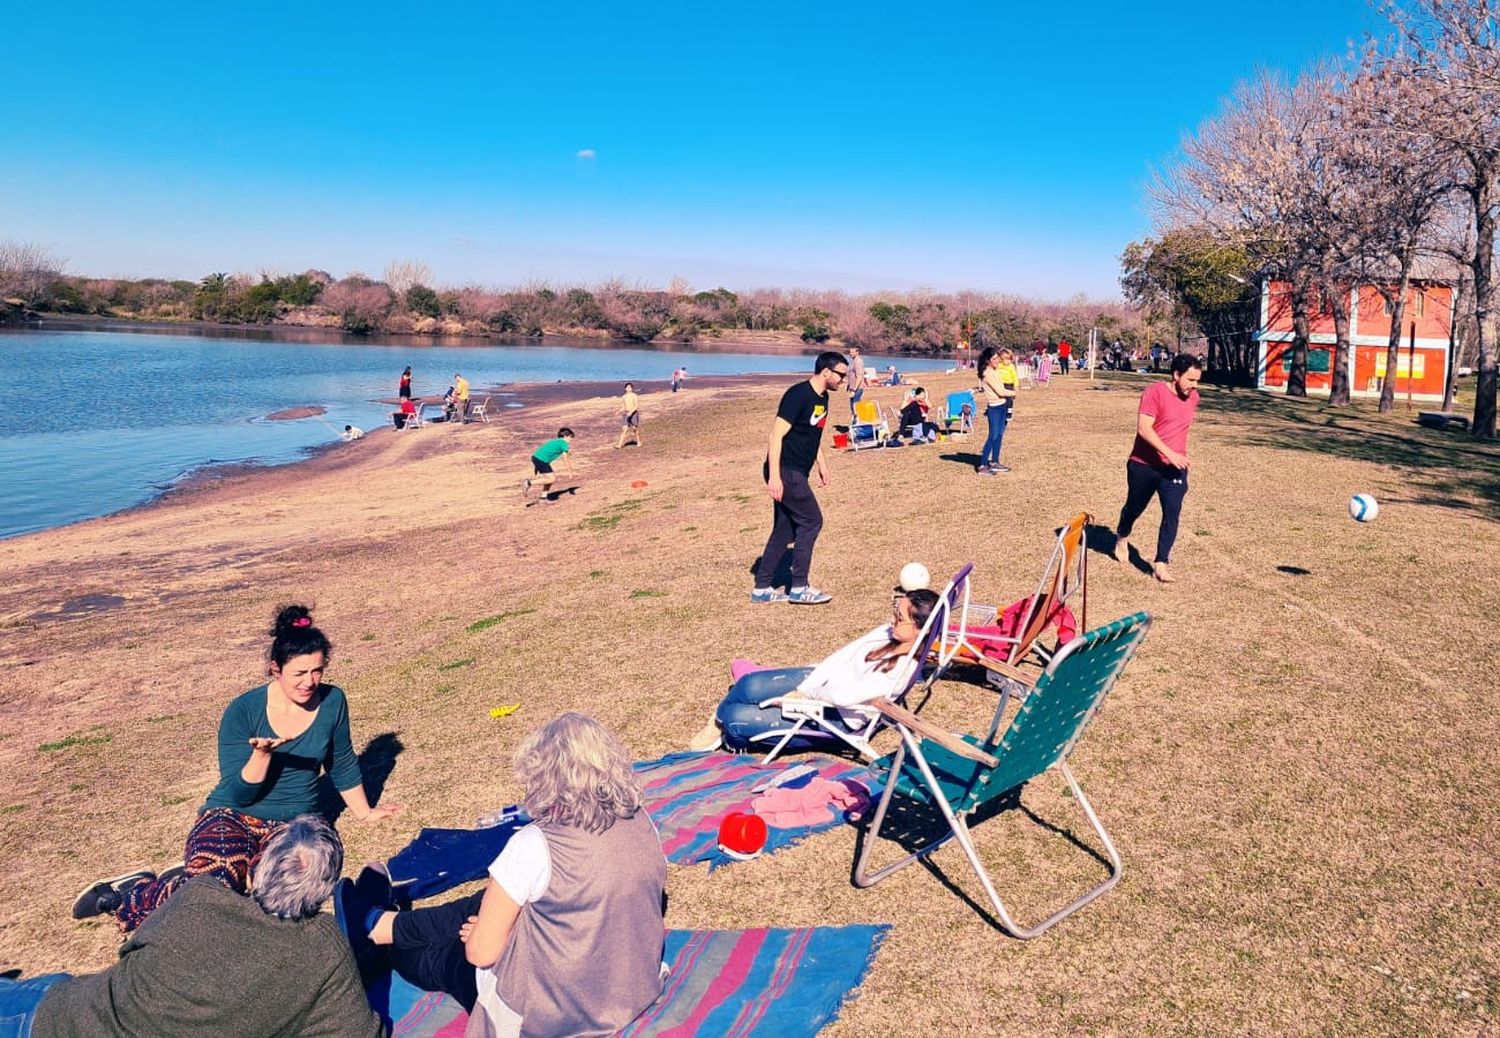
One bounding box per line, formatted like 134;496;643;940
0;369;1496;1035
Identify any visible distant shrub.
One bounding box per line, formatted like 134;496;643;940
406;284;440;317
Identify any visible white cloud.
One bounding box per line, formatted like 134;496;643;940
576;148;596;160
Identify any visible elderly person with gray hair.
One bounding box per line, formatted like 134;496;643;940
4;816;382;1037
341;712;666;1038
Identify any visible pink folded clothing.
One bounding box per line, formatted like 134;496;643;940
730;658;771;682
752;778;872;828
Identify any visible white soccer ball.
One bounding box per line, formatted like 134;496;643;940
1349;494;1379;522
899;562;930;591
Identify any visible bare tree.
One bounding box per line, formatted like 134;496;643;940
1154;69;1339;397
0;239;65;306
384;259;432;296
1379;0;1500;434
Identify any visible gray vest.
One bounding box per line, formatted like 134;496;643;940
468;810;666;1037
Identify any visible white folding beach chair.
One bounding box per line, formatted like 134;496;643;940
468;396;491;424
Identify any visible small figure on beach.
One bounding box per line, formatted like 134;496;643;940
340;713;666;1037
671;366;686;393
70;605;402;932
399;365;413;400
847;345;867;417
523;427;576;503
342;424;364;441
453;372;471;423
615;382;642;449
751;351;847;605
1057;339;1072;375
898;387;937;443
1114;353;1203;584
14;816;383;1037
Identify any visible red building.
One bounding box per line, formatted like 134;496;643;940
1255;277;1455;400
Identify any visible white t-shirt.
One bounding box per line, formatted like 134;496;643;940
472;825;551;1034
797;626;916;727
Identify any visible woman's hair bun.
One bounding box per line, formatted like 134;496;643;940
271;604;314;637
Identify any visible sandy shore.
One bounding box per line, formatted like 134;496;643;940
2;371;1496;1034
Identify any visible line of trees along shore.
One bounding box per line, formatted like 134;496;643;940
1124;0;1500;438
0;251;1156;358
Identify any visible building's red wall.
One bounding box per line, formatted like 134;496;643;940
1353;283;1453;340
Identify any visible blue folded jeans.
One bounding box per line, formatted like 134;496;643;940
0;974;68;1038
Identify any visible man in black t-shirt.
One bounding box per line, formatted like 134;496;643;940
751;351;849;605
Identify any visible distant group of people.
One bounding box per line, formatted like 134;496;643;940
8;606;669;1037
389;367;470;429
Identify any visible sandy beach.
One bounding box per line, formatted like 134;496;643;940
2;370;1497;1034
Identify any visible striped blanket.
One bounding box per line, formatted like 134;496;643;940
637;751;875;867
388;752;878;898
385;925;890;1038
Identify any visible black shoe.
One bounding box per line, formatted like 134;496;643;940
72;869;154;920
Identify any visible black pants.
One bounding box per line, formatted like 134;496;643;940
1117;461;1188;563
388;890;486;1012
1059;356;1070;374
754;465;822;588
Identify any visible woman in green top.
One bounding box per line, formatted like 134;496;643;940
72;605;402;932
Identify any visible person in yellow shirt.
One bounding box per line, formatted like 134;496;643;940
453;373;471;423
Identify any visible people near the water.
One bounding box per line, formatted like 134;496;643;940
1114;353;1203;584
751;351;847;606
523;427;575;503
399;365;413;400
690;586;942;752
16;816;382;1038
343;424;365;442
442;385;457;422
671;366;687;392
1057;339;1072;375
71;605;402;932
394;396;418;429
615;382;642;449
847;345;867;417
453;372;471;423
898;387;937;443
977;346;1018;475
344;713;667;1038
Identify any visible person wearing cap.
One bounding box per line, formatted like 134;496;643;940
690;585;941;752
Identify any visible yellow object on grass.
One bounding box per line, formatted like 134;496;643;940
489;704;521;719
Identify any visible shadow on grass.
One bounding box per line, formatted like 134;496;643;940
318;732;404;823
939;451;983;469
1198;390;1500;522
850;782;1113;935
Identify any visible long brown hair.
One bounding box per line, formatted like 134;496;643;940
865;589;941;672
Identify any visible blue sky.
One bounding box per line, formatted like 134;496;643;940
1;1;1385;297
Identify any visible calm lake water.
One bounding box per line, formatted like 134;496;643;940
0;326;934;539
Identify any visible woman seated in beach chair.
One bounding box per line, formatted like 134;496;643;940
689;587;941;753
342;713;667;1038
897;387;937;443
393;397;417;429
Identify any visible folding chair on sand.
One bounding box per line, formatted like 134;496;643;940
756;564;974;764
849;399;891;450
952;512;1090;696
854;610;1151;938
944;391;976;436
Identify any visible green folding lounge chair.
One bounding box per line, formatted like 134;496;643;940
853;611;1151;938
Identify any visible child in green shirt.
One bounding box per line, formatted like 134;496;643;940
524;427;575;503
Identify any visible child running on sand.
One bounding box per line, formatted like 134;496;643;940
523;428;575;503
614;383;641;449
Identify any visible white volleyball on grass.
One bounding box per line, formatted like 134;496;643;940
898;562;930;591
1349;494;1379;522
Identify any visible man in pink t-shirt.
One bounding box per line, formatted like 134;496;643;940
1113;354;1203;583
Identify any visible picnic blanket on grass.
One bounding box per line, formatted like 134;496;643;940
387;752;879;898
382;924;890;1038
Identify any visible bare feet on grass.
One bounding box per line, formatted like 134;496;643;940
1153;561;1176;583
1113;538;1130;564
